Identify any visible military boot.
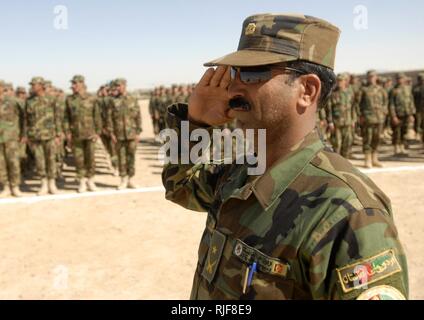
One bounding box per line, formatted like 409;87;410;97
117;176;128;190
372;152;383;168
394;145;401;155
37;178;49;196
48;179;58;194
0;185;10;197
364;153;373;169
78;178;87;193
87;177;98;192
11;186;23;197
127;177;139;189
400;144;407;155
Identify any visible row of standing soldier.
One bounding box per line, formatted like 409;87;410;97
148;84;194;141
0;76;142;198
320;71;424;168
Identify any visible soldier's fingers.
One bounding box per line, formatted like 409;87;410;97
198;68;215;87
219;67;231;89
209;66;227;87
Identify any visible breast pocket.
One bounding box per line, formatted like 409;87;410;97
210;237;295;300
1;103;17;122
26;104;37;126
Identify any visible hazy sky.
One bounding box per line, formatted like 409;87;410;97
1;0;423;91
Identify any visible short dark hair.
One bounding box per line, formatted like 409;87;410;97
285;60;336;108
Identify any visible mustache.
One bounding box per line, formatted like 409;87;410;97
229;97;251;111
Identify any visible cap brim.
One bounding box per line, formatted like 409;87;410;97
204;49;298;67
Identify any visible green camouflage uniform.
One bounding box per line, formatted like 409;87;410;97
158;91;171;131
326;86;354;157
163;103;408;300
412;76;424;138
107;93;142;178
25;94;61;179
148;91;160;135
389;83;416;146
0;95;25;188
55;94;66;177
162;13;408;300
358;83;388;154
98;94;118;168
65;93;102;179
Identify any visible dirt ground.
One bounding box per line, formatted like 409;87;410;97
0;100;423;300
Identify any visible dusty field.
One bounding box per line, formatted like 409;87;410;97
0;100;423;300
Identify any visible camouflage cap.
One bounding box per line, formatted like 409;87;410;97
336;73;348;81
29;76;45;85
44;80;52;87
204;13;341;69
396;72;406;79
418;73;424;79
70;75;85;83
115;78;127;85
16;86;26;93
366;70;378;77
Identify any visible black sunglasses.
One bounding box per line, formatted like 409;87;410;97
230;65;306;84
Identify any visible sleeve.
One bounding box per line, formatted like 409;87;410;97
106;99;114;135
389;89;397;118
410;91;416;115
23;100;29;138
382;89;389;115
357;89;365;117
63;98;71;136
93;98;102;135
54;98;63;137
135;98;142;134
16;100;26;139
301;207;409;300
162;103;229;212
353;89;361;118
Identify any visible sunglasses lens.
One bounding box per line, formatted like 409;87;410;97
230;67;237;80
241;69;271;84
230;66;273;84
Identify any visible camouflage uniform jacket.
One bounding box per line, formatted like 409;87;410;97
0;96;25;143
96;96;113;133
107;94;142;140
162;103;408;300
65;93;101;140
175;93;189;104
326;88;354;126
358;84;388;125
25;95;61;141
148;95;158;116
412;83;424;113
55;96;66;130
389;85;416;118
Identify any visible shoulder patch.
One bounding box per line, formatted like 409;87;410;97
356;285;406;300
336;249;402;293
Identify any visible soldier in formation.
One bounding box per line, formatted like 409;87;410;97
0;76;143;197
107;78;142;190
148;84;193;141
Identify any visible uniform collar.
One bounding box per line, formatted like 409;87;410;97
250;130;325;210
